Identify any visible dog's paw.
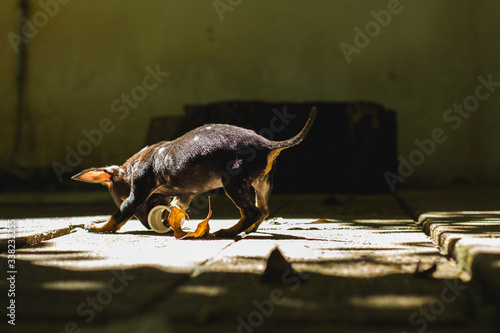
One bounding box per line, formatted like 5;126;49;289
85;222;113;233
84;222;99;233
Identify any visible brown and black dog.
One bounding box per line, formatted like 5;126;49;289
72;107;316;238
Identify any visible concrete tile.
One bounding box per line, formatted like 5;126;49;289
398;189;500;318
1;257;187;330
0;219;236;331
161;270;475;331
9;222;235;272
159;215;475;331
0;216;95;251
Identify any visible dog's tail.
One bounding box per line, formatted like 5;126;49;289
271;106;317;149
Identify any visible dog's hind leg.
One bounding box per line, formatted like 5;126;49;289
214;178;262;238
246;165;275;233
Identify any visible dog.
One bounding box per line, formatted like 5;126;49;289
72;107;316;238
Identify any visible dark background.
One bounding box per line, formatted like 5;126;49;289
1;1;499;193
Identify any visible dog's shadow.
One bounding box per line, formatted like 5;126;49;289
119;230;173;236
117;230;235;240
86;219;316;240
117;229;316;241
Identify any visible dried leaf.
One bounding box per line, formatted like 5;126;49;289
262;247;307;285
413;260;437;278
311;218;335;223
168;207;189;239
323;196;344;206
181;197;212;240
167;197;212;240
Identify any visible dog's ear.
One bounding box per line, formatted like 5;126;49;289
71;166;123;185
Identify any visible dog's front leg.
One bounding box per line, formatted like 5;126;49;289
87;183;151;233
86;210;130;233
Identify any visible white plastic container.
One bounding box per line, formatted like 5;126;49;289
147;205;185;233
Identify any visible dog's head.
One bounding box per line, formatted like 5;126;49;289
72;166;171;228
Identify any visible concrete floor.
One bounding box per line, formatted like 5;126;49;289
1;189;500;332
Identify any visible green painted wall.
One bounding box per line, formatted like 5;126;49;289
1;0;500;188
